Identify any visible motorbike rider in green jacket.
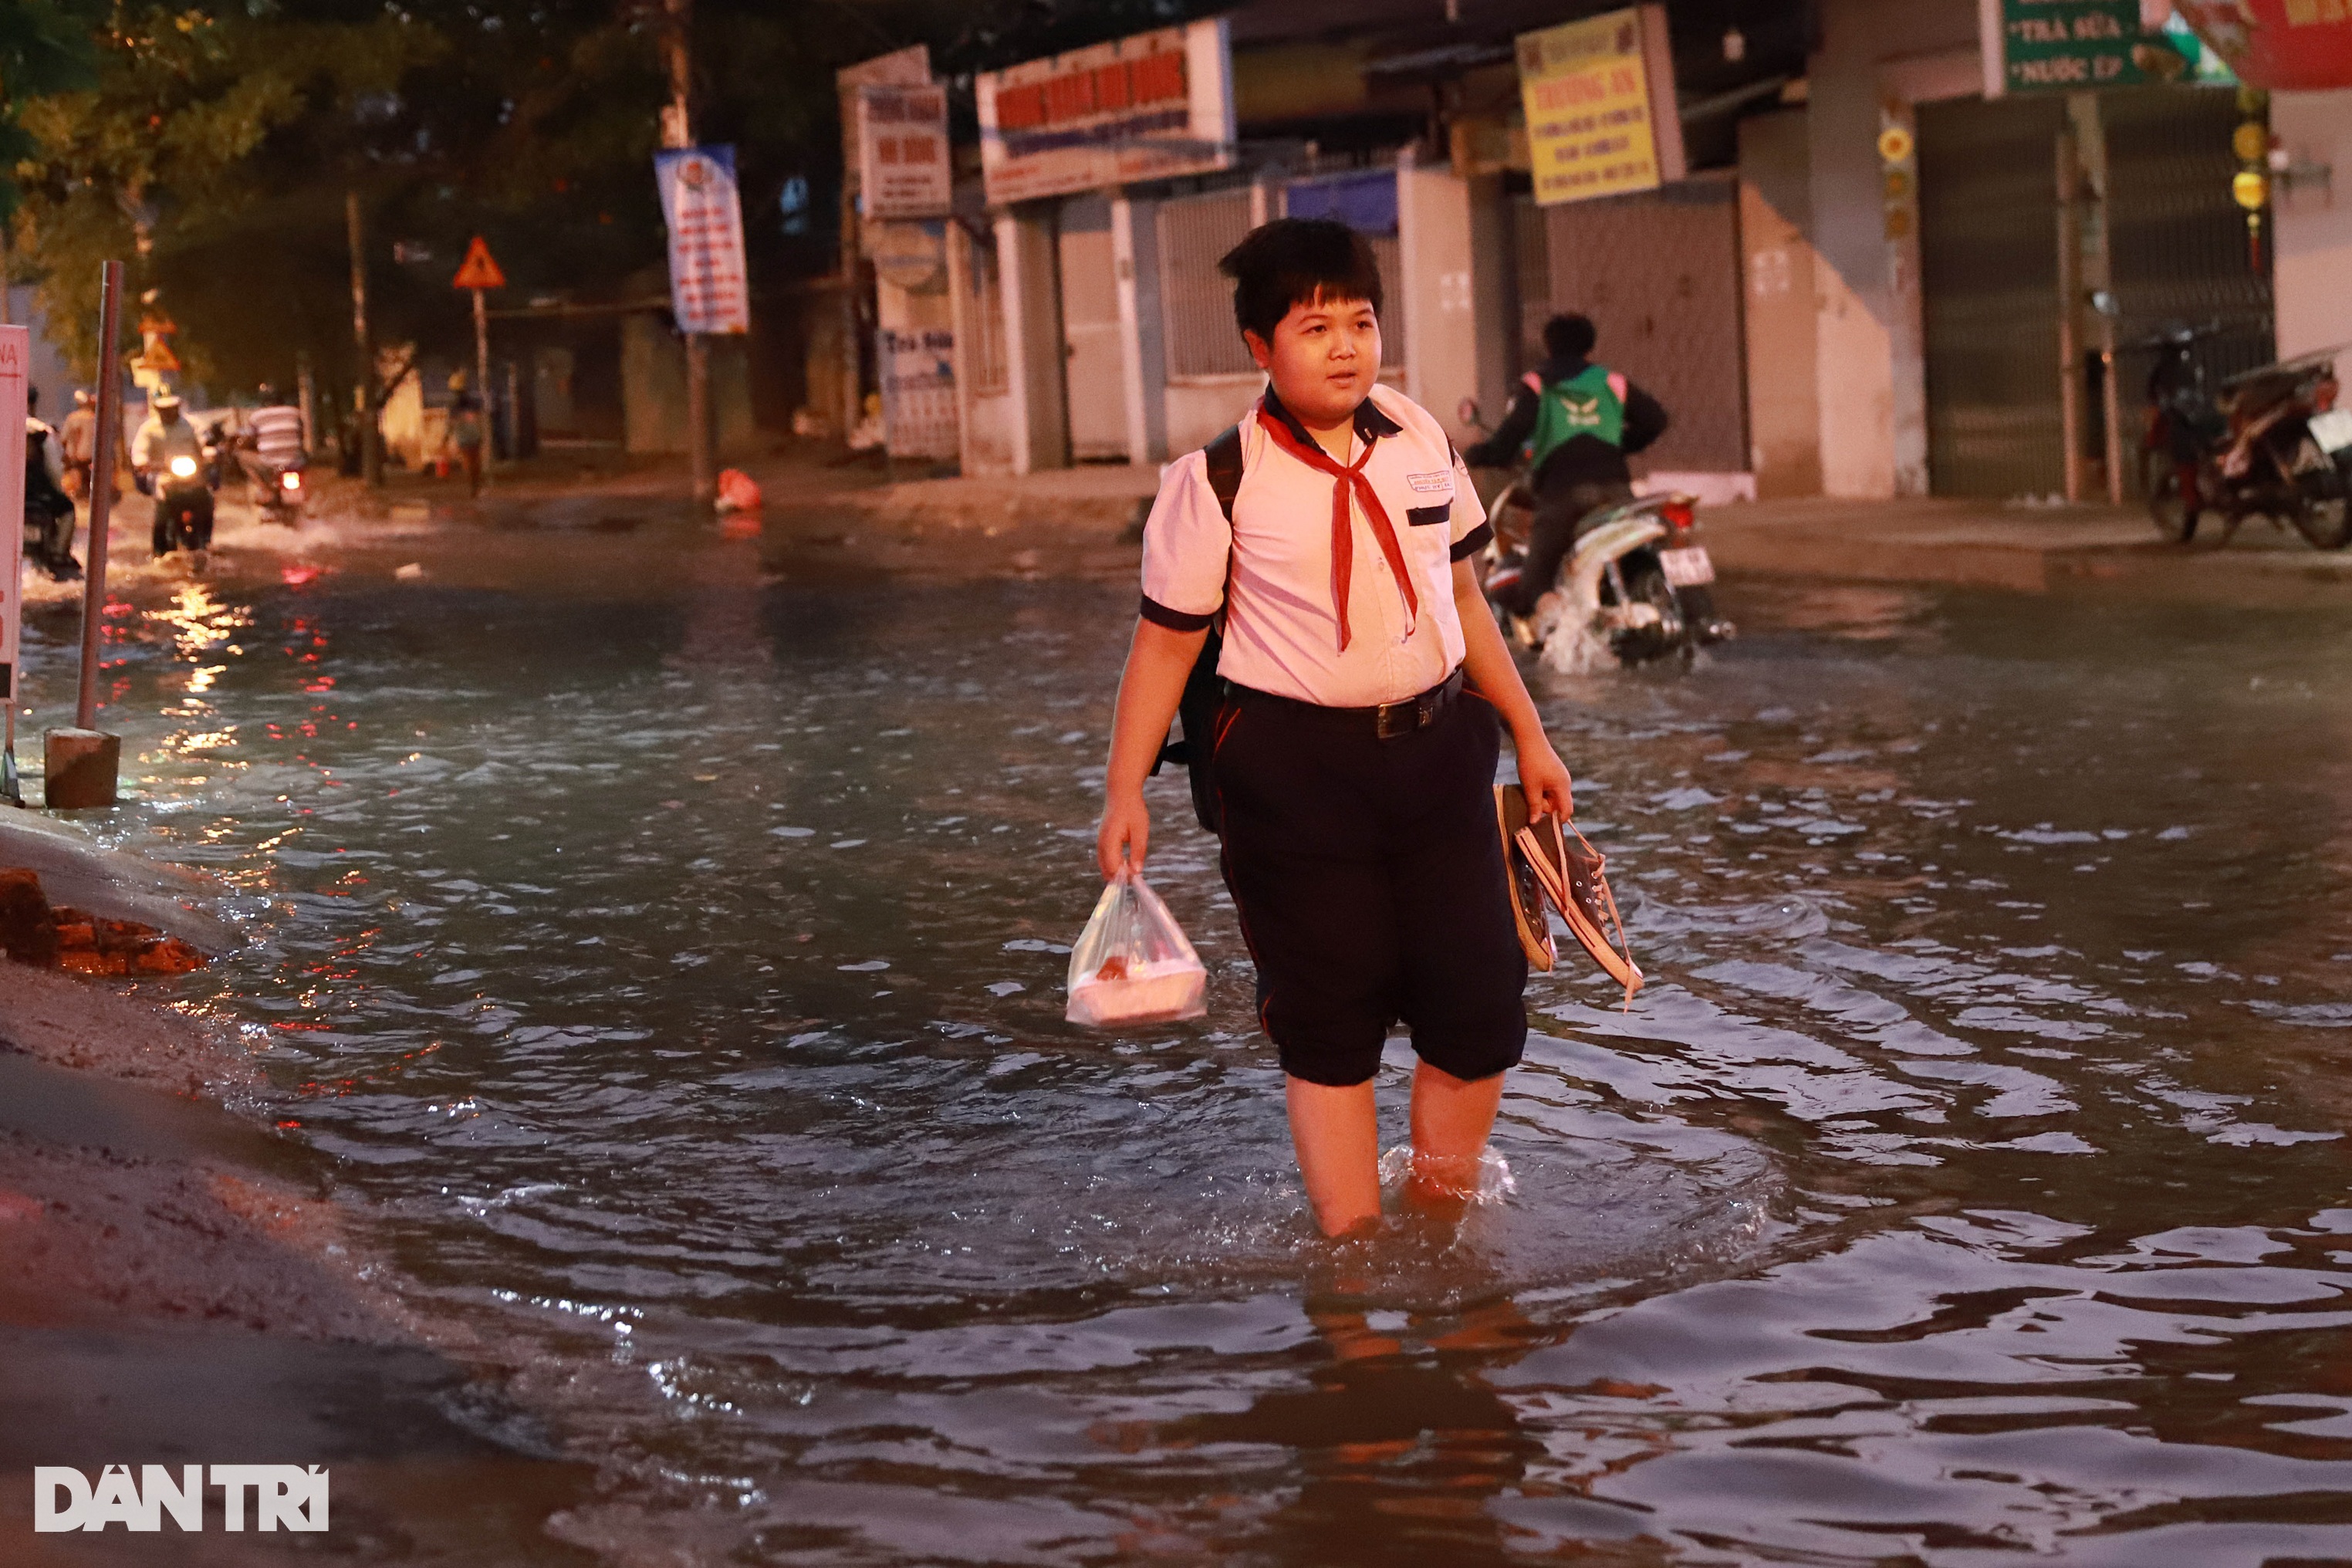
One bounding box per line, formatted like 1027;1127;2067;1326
1462;313;1669;618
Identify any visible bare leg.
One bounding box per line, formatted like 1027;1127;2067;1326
1286;1076;1383;1237
1405;1062;1505;1211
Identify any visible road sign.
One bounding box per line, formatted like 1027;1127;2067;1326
452;237;506;291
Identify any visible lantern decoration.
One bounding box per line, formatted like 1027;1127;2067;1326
2232;93;2270;272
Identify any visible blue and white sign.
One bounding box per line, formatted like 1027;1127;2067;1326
654;145;751;336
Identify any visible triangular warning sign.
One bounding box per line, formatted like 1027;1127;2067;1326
451;236;506;291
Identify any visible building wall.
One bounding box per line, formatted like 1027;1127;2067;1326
1397;156;1481;446
621;319;759;456
1806;0;1981;498
948;220;1018;475
2273;89;2352;381
1739;110;1823;498
995;208;1070;473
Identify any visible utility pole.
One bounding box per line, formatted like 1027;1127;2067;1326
346;191;382;487
661;0;715;508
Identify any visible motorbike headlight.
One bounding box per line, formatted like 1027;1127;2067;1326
280;470;302;491
168;456;198;478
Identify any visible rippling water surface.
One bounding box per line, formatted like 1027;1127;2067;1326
31;543;2352;1564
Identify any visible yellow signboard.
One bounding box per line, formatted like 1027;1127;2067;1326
1516;5;1685;206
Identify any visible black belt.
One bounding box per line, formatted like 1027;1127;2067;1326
1228;667;1466;740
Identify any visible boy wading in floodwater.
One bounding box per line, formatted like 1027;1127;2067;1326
1095;219;1575;1238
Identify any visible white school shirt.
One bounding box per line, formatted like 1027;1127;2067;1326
1139;383;1492;708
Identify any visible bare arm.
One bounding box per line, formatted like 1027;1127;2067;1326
1452;557;1573;819
1096;617;1211;878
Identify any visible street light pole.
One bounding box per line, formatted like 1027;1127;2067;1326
661;0;715;509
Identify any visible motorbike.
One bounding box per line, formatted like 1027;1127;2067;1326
24;486;79;582
248;450;307;525
2138;324;2352;549
141;447;218;556
24;426;80;582
1461;399;1732;673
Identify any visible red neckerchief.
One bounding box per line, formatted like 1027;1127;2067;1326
1252;404;1417;654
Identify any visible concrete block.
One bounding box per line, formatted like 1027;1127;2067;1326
43;729;120;810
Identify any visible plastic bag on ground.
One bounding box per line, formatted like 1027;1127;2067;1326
1065;867;1207;1027
715;468;763;513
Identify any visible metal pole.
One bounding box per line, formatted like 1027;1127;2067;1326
2056;125;2084;505
76;262;123;732
472;285;492;485
346;191;381;487
661;0;715;507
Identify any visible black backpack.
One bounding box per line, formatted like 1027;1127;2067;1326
1151;423;1244;836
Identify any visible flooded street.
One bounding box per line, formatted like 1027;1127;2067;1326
31;518;2352;1565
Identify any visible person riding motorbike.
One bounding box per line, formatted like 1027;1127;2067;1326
133;391;214;553
1462;313;1669;619
237;382;308;519
23;387;81;581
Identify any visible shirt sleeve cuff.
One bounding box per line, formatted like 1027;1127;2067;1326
1449;522;1494;562
1139;594;1216;632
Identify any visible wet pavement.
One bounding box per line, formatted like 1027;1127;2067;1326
22;499;2352;1564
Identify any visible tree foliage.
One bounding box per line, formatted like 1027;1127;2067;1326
6;0;1210;398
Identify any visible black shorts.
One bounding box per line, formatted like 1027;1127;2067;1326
1210;679;1528;1088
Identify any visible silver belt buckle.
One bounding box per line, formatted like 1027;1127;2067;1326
1374;701;1414;740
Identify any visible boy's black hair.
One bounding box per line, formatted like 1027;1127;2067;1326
1217;218;1384;345
1543;313;1598;362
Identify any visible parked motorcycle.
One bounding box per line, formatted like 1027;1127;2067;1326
142;447;218;557
2138;324;2352;549
1461;399;1732;672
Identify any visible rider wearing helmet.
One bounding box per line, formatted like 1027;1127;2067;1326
1463;313;1669;618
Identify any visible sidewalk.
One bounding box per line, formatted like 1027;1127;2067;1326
303;445;2352;596
1704;495;2352;594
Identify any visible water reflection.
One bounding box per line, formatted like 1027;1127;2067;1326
19;555;2352;1563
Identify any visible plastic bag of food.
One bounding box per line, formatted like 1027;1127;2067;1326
1065;867;1207;1027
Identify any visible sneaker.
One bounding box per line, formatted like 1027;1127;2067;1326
1514;811;1644;999
1492;785;1556;972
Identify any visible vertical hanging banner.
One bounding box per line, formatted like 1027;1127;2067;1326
976;19;1235;206
654;145;752;335
1517;5;1687;208
0;327;25;706
858;85;952;219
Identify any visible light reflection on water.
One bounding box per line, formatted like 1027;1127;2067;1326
25;558;2352;1564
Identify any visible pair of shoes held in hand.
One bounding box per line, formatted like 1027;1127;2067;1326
1495;783;1643;1003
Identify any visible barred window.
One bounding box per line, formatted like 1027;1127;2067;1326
1156;188;1256;380
963;228;1009;397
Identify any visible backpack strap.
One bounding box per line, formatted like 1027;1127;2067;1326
1151;423;1244;835
1203;421;1243;523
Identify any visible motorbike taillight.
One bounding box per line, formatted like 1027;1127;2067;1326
2318;377;2340;414
1658;499;1695;532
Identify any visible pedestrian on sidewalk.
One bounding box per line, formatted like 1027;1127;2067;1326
1094;218;1575;1239
445;371;485;497
1464;313;1669;617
